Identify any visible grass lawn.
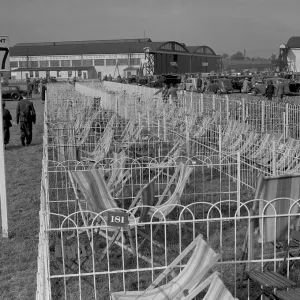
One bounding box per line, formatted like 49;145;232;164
0;94;44;300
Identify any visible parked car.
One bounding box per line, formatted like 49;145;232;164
1;85;25;100
250;78;291;96
206;79;233;94
185;78;198;91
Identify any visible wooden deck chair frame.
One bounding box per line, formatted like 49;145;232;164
110;234;221;300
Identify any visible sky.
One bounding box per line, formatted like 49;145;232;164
0;0;300;58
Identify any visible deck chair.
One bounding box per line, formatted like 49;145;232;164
241;174;300;264
276;287;300;300
68;167;156;264
245;230;300;300
110;234;221;300
181;272;238;300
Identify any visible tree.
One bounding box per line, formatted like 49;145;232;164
270;53;277;60
222;53;229;59
230;51;244;60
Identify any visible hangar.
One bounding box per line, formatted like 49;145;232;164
8;38;222;80
278;36;300;72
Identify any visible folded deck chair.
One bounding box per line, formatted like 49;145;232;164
241;174;300;266
111;234;221;300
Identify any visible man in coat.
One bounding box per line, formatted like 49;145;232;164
2;100;12;150
16;95;36;146
276;79;285;100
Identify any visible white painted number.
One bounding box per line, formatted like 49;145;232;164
110;215;125;223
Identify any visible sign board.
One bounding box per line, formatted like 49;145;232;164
202;62;208;67
107;211;129;228
0;36;10;71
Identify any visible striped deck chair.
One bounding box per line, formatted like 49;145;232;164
68;168;156;263
111;234;221;300
182;272;238;300
241;174;300;269
106;151;127;192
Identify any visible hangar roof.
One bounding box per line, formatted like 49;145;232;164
286;37;300;48
10;38;220;57
10;39;166;56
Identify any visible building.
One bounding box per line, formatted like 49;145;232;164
278;37;300;72
9;38;222;80
223;59;272;73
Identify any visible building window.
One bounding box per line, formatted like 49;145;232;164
97;71;102;79
10;61;18;68
106;59;116;66
72;60;81;67
40;61;49;68
35;71;39;77
94;59;104;66
28;61;38;68
50;60;60;67
117;59;128;65
68;70;72;78
61;60;71;67
19;61;28;68
132;58;141;65
82;59;93;66
29;71;34;77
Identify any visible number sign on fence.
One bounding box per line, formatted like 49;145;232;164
107;211;129;227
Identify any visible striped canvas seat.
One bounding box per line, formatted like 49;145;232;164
242;174;300;261
111;235;221;300
183;272;237;300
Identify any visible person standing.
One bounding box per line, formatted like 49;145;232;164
153;83;169;103
2;100;12;150
27;80;33;98
265;80;275;100
16;95;36;146
276;79;285;101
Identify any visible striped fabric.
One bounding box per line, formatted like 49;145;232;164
107;151;127;190
69;169;118;213
139;180;155;222
149;163;193;219
242;174;300;261
202;274;236;300
254;175;300;243
111;235;220;300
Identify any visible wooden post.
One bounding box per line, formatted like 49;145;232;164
272;139;277;175
0;83;8;238
285;103;289;138
212;95;215;111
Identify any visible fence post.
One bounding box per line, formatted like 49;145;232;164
242;98;245;122
147;110;150;132
200;93;204;114
272;139;277;175
163;110;167;142
283;112;286;140
186;116;190;157
226;96;229;121
213;95;216;112
261;100;265;133
237;152;241;217
218;125;222;164
158;119;160;139
285;103;289;138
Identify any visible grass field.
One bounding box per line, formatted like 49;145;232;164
0;95;44;300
